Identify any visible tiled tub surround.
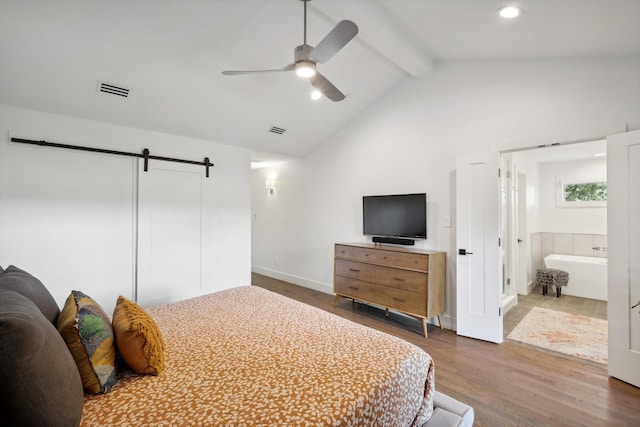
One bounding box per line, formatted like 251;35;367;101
529;233;607;293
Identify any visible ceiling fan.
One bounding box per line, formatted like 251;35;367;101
222;0;358;102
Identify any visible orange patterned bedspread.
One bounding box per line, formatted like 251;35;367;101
82;286;434;426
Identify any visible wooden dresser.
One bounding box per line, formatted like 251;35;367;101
333;243;446;337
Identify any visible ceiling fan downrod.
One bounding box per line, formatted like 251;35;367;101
302;0;309;45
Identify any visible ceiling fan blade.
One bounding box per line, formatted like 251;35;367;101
310;20;358;63
222;63;295;76
310;72;345;102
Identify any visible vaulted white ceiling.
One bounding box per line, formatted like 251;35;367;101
1;0;639;158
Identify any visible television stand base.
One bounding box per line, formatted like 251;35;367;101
372;236;415;246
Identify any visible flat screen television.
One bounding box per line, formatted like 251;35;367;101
362;193;427;239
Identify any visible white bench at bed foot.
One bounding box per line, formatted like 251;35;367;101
423;391;475;427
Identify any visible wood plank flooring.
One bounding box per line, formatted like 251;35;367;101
252;273;640;427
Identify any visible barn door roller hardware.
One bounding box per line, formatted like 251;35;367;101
10;137;214;177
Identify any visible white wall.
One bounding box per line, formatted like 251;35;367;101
251;57;640;329
537;158;607;234
0;105;252;314
510;152;542;235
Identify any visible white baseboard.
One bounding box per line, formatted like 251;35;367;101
440;314;455;331
503;294;518;314
251;266;333;295
526;280;534;294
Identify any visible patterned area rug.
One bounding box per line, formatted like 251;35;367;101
507;307;608;365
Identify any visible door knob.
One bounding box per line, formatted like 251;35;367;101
458;248;474;255
517;238;523;243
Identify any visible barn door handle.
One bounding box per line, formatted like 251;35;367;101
458;248;474;255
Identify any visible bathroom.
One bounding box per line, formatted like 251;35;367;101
500;139;608;336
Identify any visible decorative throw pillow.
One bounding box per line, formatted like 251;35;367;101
0;265;60;325
0;290;84;426
57;290;117;394
112;295;166;375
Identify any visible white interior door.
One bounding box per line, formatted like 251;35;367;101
607;129;640;388
501;156;511;298
456;152;503;343
137;160;206;307
515;171;528;294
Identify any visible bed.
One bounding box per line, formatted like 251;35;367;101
82;286;435;426
1;264;435;426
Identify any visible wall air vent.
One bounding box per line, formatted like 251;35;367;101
268;126;286;135
97;81;130;98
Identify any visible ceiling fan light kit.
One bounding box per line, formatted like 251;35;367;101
222;0;358;102
295;60;317;78
498;6;523;19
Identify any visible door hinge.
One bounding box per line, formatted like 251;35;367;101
499;307;502;316
507;278;511;285
498;168;501;178
498;237;501;247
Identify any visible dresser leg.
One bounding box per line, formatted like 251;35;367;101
333;294;340;308
437;315;443;330
421;318;428;338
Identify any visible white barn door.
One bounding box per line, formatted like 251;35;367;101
607;130;640;388
456;152;503;343
137;159;210;307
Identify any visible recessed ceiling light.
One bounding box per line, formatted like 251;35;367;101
498;6;523;19
310;90;322;100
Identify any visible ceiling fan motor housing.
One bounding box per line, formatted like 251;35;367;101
294;44;314;62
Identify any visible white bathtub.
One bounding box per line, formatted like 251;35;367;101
543;254;607;301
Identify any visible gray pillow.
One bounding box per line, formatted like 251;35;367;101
0;290;84;427
0;265;60;325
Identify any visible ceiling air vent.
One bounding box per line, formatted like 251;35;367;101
268;126;286;135
97;81;130;98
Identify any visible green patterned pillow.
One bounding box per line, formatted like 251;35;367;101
57;291;117;394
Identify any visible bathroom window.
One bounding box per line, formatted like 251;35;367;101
557;180;607;207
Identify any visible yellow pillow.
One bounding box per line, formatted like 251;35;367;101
112;296;165;375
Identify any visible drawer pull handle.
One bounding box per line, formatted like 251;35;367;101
392;297;405;303
348;286;359;290
393;277;405;282
349;268;360;272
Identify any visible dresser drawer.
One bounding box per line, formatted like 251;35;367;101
334;276;379;301
335;259;376;282
375;266;427;294
369;284;428;317
335;276;427;317
335;245;376;263
376;250;428;271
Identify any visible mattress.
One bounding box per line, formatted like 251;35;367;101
82;286;434;426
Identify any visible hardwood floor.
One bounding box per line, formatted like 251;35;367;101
252;273;640;427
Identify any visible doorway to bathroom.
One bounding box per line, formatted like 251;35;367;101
500;139;609;364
